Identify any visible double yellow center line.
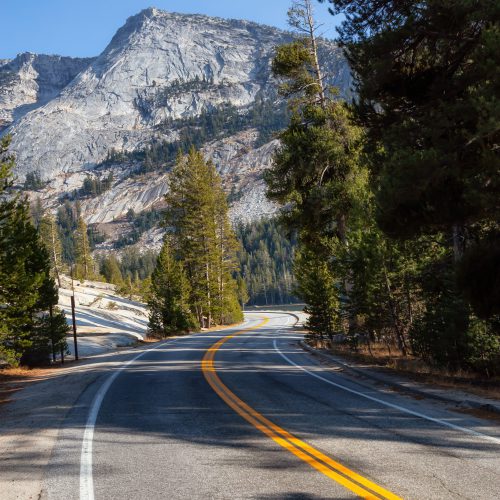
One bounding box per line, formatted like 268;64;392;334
201;317;403;500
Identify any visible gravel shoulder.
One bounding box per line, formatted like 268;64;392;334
0;344;158;500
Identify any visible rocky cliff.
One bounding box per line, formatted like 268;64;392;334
0;8;351;250
0;53;93;131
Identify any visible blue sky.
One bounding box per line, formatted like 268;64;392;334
1;1;342;59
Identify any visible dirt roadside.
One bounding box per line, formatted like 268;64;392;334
0;344;157;500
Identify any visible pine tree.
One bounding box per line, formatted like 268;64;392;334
74;216;95;281
265;1;363;337
213;174;242;324
100;255;123;285
148;238;195;336
164;148;242;327
0;136;68;366
326;0;500;312
39;213;64;287
294;244;340;345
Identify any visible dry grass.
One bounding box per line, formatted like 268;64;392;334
309;340;500;401
140;337;162;343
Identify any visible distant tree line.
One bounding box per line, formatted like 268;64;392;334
99;97;290;176
55;200;105;264
113;208;165;249
23;171;46;191
236;218;298;305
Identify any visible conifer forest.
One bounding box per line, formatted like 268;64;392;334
0;0;498;377
1;2;500;499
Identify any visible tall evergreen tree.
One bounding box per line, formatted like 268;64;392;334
148;238;195;336
265;1;363;336
325;0;500;314
0;136;68;366
164;148;243;327
294;244;340;344
74;216;95;281
39;213;64;287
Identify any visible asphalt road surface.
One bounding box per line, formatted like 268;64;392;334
43;312;500;500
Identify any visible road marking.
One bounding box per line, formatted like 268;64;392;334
79;318;257;500
202;318;402;500
80;342;166;500
273;340;500;446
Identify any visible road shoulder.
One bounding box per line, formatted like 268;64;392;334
299;340;500;419
0;343;159;500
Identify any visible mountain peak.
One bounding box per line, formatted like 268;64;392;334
139;6;162;18
2;9;350;231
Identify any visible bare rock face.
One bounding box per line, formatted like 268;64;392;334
0;53;93;131
1;8;351;248
5;9;349;178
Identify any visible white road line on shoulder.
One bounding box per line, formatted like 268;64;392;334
273;339;500;445
79;341;166;500
79;318;260;500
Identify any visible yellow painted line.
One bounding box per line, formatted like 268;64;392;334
201;318;403;500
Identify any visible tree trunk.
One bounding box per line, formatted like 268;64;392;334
50;222;61;287
452;224;465;262
203;236;212;328
305;0;326;107
383;267;408;356
50;305;56;363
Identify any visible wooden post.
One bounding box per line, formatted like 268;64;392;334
71;265;79;361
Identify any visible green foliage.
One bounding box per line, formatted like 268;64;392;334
74;217;96;280
22;307;69;366
161;148;243;328
266;101;363;244
39;214;64;286
407;250;500;375
148;239;196;337
23;171;46;190
265;3;363;245
56;200;79;262
265;2;500;375
119;247;158;281
78;172;113;198
294;244;340;343
265;3;364;346
114;209;165;249
328;0;500;303
273;39;318;99
0;136;68;366
236;218;298;305
100;255;123;285
56;201;105;263
99;98;290;175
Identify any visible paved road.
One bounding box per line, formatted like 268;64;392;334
43;313;500;499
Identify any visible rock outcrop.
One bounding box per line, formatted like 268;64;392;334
0;8;351;248
0;53;93;131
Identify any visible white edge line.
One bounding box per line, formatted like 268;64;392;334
79;340;166;500
273;339;500;445
79;316;264;500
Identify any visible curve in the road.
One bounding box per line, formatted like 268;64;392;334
201;316;402;500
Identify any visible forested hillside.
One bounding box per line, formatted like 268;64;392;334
236;219;298;305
